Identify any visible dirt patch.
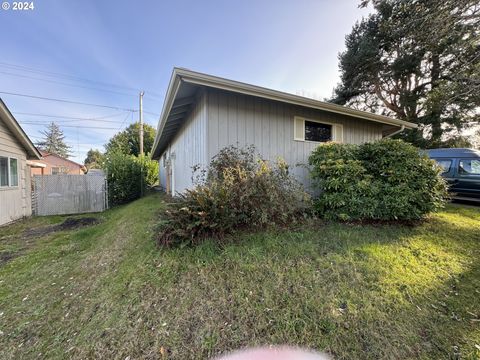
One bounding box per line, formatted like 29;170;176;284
0;251;19;265
57;217;100;230
0;217;101;267
24;217;101;238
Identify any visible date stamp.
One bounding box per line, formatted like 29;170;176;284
1;1;35;11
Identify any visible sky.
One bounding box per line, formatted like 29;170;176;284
0;0;371;163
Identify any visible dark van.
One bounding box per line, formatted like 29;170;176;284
426;148;480;202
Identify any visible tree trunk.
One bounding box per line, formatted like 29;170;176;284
430;53;442;143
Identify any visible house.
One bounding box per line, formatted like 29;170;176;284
151;68;417;194
0;99;42;226
30;151;86;176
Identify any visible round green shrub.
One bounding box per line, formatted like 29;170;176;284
309;139;448;221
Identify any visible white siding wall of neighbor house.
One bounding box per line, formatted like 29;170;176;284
206;89;383;189
0;117;31;225
159;92;208;194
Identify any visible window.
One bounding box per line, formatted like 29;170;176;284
9;158;18;186
459;159;480;175
0;157;8;187
305;120;332;142
0;156;19;187
51;167;60;175
432;159;452;173
294;116;343;143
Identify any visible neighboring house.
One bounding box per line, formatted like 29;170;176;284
151;68;417;194
0;99;42;226
30;151;86;176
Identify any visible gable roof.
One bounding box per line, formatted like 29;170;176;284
0;99;41;159
152;68;418;159
39;150;85;168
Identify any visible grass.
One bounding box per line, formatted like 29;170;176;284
0;192;479;359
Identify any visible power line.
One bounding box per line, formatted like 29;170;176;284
0;62;139;93
13;111;127;123
0;61;163;99
143;110;160;117
20;121;120;130
118;112;131;131
29;135;106;146
0;70;140;98
0;91;137;112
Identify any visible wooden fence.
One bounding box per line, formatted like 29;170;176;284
33;174;108;216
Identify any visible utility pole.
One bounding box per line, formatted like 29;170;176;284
139;91;145;156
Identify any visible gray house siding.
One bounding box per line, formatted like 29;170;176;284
159;92;208;194
0;117;31;225
159;88;384;194
206;88;383;189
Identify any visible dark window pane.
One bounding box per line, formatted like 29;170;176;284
305;120;332;142
0;157;8;186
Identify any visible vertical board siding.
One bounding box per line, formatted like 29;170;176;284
206;89;383;189
33;175;107;216
0;117;31;225
159;92;208;194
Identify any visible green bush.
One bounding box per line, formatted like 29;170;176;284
156;145;310;247
103;152;158;206
309;139;448;221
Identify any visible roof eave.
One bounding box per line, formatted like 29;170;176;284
177;68;417;129
0;99;41;159
152;69;183;159
151;68;418;158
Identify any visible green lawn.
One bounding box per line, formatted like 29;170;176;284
0;193;479;359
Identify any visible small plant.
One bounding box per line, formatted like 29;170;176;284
309;139;448;221
156;145;310;247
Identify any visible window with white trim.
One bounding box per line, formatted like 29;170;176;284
294;116;343;143
0;156;19;187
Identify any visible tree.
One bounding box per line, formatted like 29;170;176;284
332;0;480;148
84;149;104;170
105;122;156;156
36;122;72;158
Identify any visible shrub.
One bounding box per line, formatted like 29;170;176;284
309;139;448;221
156;145;310;247
103;152;158;206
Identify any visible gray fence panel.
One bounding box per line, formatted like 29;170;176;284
33;175;107;216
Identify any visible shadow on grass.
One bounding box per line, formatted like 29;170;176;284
150;213;479;359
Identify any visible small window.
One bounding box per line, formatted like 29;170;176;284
305;120;332;142
459;159;480;175
0;157;8;187
9;158;18;186
432;159;452;173
51;167;60;175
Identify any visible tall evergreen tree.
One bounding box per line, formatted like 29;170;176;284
332;0;480;148
36;122;72;158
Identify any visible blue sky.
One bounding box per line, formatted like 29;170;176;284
0;0;370;163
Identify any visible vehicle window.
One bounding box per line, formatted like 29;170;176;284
432;159;452;173
458;159;480;175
